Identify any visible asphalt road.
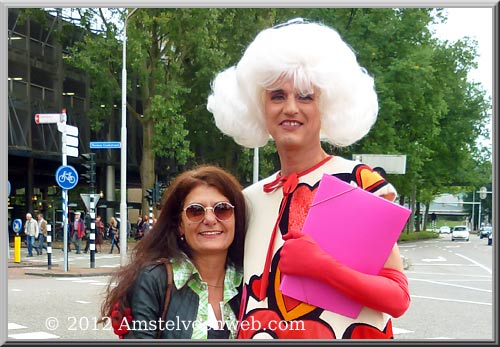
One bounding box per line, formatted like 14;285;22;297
8;248;122;340
393;233;494;340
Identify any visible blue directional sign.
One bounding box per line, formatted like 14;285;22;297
55;165;79;190
12;219;22;234
90;141;121;149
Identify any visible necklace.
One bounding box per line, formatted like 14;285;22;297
206;283;224;288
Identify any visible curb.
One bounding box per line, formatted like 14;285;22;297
24;269;116;277
8;262;60;268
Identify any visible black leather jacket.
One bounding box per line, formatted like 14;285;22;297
124;263;241;339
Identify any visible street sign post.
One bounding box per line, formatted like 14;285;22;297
352;154;407;174
12;219;22;263
90;141;121;149
34;112;66;124
479;186;488;199
80;193;101;212
35;108;75;272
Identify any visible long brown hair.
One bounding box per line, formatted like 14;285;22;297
100;165;246;320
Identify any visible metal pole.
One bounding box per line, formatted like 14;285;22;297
478;202;482;231
89;194;95;268
120;8;139;266
47;224;52;270
61;110;69;272
149;203;153;228
253;147;259;184
121;9;133;266
471;192;476;232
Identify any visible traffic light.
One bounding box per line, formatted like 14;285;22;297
145;188;154;205
81;153;96;187
153;182;161;205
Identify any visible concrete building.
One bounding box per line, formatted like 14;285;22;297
7;8;143;239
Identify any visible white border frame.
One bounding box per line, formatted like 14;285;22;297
1;0;498;344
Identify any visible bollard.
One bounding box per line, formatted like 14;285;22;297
14;234;21;263
47;224;52;269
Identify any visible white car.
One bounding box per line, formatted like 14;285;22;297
439;225;451;234
451;225;470;241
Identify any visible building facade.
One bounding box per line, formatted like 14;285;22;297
8;8;142;238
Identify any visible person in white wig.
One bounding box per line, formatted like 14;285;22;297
207;18;410;339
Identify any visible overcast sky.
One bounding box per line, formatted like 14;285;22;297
431;7;493;148
431;7;493;98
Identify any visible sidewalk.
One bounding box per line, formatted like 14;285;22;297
9;239;410;278
8;238;136;278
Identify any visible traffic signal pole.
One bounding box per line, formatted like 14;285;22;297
82;153;96;268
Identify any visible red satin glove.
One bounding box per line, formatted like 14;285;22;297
110;301;133;339
280;230;410;318
280;229;331;277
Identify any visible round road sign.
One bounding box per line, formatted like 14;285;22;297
55;165;79;190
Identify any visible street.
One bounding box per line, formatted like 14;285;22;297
393;233;493;340
7;234;494;340
8;244;122;340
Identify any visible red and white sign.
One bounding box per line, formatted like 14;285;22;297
34;112;66;124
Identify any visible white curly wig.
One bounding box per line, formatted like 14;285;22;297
207;18;379;148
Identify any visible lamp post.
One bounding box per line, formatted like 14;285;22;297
120;7;138;266
253;147;259;184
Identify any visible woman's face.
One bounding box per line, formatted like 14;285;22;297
263;79;321;151
179;185;235;258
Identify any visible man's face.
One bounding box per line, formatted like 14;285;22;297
263;79;321;152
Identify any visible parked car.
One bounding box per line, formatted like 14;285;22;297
479;226;493;239
439;225;451;234
488;230;493;246
451;225;470;241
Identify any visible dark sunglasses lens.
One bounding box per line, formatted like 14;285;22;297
214;202;234;220
186;205;205;222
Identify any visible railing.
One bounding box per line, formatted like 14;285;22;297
9;79;85;112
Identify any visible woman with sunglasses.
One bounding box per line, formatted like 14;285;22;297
100;165;246;339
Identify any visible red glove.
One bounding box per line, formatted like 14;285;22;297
280;230;410;318
110;301;133;339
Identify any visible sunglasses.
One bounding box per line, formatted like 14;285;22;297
183;202;235;223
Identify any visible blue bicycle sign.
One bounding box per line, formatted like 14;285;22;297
55;165;79;189
12;219;22;234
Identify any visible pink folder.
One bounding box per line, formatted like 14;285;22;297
280;173;411;318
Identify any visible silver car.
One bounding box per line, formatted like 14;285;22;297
479;226;492;239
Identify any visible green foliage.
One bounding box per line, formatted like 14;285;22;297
398;230;440;242
41;7;491;211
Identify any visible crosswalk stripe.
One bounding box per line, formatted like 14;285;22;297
8;323;27;330
8;331;60;339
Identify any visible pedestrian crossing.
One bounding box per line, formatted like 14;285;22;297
8;276;115;340
8;323;60;339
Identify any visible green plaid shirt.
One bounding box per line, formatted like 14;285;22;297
171;256;242;339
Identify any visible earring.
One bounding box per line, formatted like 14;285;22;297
180;235;185;241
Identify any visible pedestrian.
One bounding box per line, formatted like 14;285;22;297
141;215;151;236
36;213;48;255
23;212;39;257
95;215;104;253
207;18;410;339
134;216;144;241
71;211;85;254
108;217;120;254
100;165;246;339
